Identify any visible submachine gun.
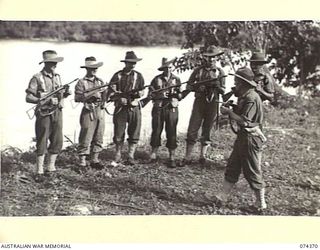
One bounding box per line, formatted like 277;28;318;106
140;76;228;108
26;78;78;119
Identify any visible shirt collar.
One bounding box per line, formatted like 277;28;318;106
122;68;134;75
84;75;96;81
240;88;255;99
41;69;55;78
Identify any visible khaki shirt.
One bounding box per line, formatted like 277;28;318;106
109;69;145;106
26;69;62;97
75;76;105;109
187;66;225;101
26;69;64;109
236;89;264;129
254;66;275;101
149;73;181;107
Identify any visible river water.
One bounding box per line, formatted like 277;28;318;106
0;39;241;150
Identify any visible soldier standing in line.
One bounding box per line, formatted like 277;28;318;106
148;58;182;168
74;57;106;171
216;67;267;211
249;51;275;102
184;46;226;165
108;51;145;165
26;50;71;182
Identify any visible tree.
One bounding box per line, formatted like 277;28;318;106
181;21;320;96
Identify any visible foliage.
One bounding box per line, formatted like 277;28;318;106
0;21;185;46
182;21;320;95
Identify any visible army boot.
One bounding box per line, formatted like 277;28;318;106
115;144;122;162
150;147;159;161
182;144;194;165
168;149;176;168
127;143;137;165
47;153;57;172
199;145;214;164
35;155;45;182
91;152;104;170
254;188;267;210
79;155;87;167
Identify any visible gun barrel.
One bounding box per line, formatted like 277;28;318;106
39;78;79;101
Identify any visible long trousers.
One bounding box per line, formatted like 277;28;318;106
113;105;141;145
150;105;178;149
186;96;218;146
78;107;105;155
224;132;265;190
35;109;63;156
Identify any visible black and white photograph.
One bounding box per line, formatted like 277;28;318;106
1;19;319;219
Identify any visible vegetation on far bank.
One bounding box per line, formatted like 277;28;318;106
1;97;319;216
0;21;185;46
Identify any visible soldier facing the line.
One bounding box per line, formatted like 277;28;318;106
148;57;182;168
184;46;226;165
74;57;106;171
249;51;275;102
108;51;145;165
25;50;71;182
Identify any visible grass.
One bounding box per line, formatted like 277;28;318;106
1;97;319;216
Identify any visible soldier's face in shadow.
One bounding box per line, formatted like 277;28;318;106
124;62;136;71
86;68;97;77
162;66;172;76
251;63;264;75
44;62;57;74
204;56;217;68
233;78;246;97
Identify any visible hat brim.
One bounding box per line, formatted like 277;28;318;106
158;66;170;71
39;57;64;64
249;59;268;64
230;73;257;87
120;58;142;63
158;58;176;71
80;62;103;68
203;51;224;57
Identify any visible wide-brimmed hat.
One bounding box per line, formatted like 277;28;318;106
80;56;103;68
158;57;176;71
232;67;257;87
120;51;142;63
249;52;268;63
202;46;224;57
39;50;64;64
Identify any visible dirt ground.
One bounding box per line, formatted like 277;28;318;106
1;98;319;216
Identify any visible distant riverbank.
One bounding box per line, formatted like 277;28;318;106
0;21;185;46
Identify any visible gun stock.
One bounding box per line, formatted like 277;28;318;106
222;90;234;102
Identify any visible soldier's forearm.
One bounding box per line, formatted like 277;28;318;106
228;111;247;126
258;89;274;101
26;94;40;104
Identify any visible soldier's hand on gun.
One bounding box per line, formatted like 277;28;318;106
38;92;51;104
163;91;170;98
220;106;231;115
130;92;140;99
255;84;263;93
63;85;72;97
87;96;98;103
50;97;59;105
199;85;206;92
120;98;128;105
